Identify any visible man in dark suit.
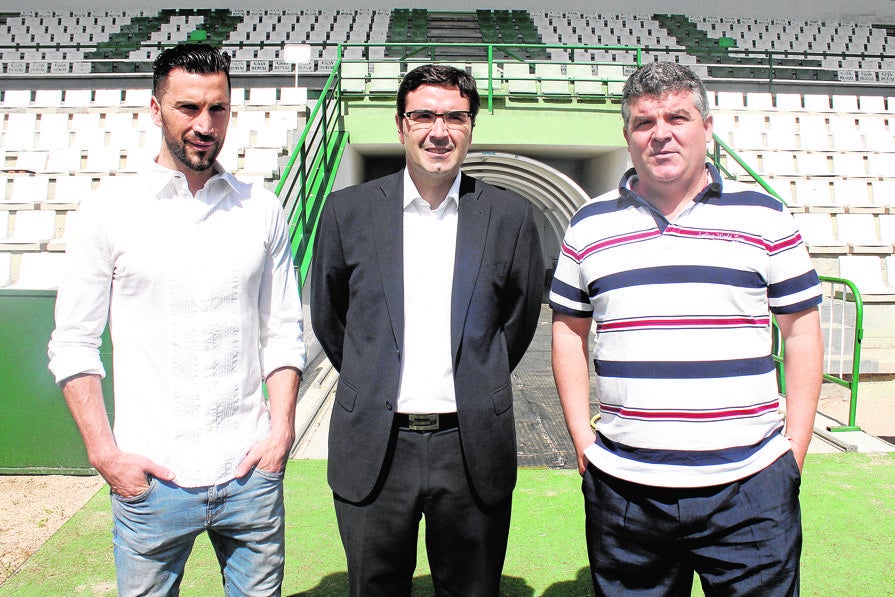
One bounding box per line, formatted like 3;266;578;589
310;64;544;596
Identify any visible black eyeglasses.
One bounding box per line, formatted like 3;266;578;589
402;110;473;128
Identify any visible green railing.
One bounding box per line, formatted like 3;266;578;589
275;60;348;287
817;276;865;432
337;42;642;112
771;280;864;433
709;134;784;202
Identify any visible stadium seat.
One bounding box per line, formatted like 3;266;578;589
32;89;63;108
868;154;895;176
886;255;895;287
0;209;56;247
730;127;765;151
858;117;895;151
536;63;569;96
775;93;803;111
47;209;79;252
83;148;121;173
11;252;67;289
872;180;895;207
62;89;93;108
93;88;123;107
833;179;875;209
793;179;835;210
746;92;774;111
504;63;537;95
836;213;892;253
36;115;72;151
568;63;600;96
341;62;369;93
792;213;847;252
715;91;745;110
15;151;48;173
878;215;895;243
2;89;32;108
122;88;152;108
831;94;860;112
370;62;402;93
241;148;280;178
832;153;869;178
838;255;895;295
799;115;832;151
599;65;626;96
50;175;92;206
0;251;9;287
7;176;49;206
255;126;289;149
107;126;142;153
247;87;278;106
859;95;887;113
803;93;833;112
795;152;832;176
279;87;308;106
3;113;38;152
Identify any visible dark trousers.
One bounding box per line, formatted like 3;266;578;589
333;427;512;597
583;452;803;597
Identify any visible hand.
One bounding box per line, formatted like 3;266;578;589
93;447;175;499
788;437;809;473
235;428;295;479
571;430;596;476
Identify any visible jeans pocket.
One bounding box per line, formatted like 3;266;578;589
253;467;285;482
112;477;156;505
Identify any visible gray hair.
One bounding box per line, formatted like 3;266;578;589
620;62;710;129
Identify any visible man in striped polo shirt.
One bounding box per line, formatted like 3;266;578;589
551;62;823;596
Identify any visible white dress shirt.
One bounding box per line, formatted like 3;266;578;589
48;160;306;487
396;168;460;414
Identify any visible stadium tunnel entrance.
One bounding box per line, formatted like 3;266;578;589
462;151;590;279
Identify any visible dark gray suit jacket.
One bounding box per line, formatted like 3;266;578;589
310;171;544;507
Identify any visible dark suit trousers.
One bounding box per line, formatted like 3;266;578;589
333;426;512;597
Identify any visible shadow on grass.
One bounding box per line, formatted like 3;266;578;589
287;570;592;596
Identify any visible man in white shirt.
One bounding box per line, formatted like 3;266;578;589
48;44;305;596
311;64;545;595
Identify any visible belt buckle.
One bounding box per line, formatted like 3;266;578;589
407;413;439;431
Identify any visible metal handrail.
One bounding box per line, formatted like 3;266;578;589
772;277;865;432
276;58;347;287
818;276;865;432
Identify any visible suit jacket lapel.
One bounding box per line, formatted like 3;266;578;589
451;174;490;360
372;173;404;350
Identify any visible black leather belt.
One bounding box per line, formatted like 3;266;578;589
396;412;459;432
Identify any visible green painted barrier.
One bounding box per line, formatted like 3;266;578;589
0;289;113;475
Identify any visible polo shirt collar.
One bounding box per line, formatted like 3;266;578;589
618;162;724;209
145;158;240;199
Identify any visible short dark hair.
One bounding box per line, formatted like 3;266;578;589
152;43;231;97
396;64;480;122
621;62;709;129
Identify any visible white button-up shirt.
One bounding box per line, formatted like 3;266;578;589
396;169;460;414
48;161;306;487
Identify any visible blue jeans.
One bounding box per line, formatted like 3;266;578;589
583;452;802;597
111;467;285;597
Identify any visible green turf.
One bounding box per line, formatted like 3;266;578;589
1;454;893;596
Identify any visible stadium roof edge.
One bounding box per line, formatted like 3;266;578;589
1;0;893;21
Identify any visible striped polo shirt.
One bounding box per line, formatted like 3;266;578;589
549;164;822;487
